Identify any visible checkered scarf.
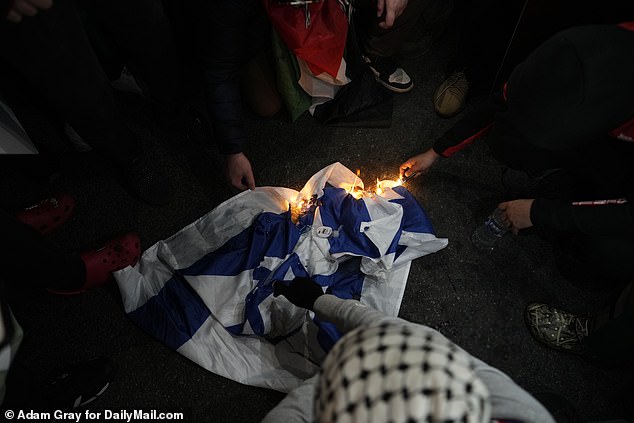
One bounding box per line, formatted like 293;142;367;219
315;322;491;423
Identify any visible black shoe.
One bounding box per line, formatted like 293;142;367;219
123;154;173;206
363;54;413;93
45;358;115;410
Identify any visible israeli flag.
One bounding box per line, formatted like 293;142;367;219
115;163;447;392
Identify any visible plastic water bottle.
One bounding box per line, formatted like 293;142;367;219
471;208;509;250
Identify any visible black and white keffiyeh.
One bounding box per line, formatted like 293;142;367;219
315;322;491;423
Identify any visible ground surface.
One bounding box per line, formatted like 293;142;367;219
2;33;632;423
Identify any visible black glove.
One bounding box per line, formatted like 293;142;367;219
273;277;324;310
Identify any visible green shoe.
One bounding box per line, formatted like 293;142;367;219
525;303;591;354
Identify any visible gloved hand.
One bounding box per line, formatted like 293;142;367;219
273;277;324;310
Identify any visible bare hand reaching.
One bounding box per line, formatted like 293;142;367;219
376;0;408;29
498;199;535;234
225;152;256;191
399;148;440;179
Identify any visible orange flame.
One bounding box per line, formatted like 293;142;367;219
375;178;384;195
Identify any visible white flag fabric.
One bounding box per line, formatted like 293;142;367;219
115;163;448;392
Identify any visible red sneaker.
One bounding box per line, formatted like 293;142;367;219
16;193;76;235
48;233;141;295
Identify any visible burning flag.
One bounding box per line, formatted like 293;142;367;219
114;163;447;392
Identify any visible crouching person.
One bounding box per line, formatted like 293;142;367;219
263;277;554;423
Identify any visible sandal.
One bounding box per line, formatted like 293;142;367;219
48;233;141;295
15;193;75;235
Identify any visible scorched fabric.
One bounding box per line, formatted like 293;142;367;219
114;163;447;392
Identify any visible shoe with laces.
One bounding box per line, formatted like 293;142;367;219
433;71;470;118
363;54;413;93
525;303;591;354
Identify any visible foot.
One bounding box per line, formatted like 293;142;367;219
433;71;469;118
363;54;414;93
525;303;591;354
15;193;75;235
44;358;115;410
49;233;141;295
82;233;140;291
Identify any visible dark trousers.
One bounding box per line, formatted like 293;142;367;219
0;209;85;291
587;280;634;365
0;0;181;164
354;0;426;57
452;0;525;92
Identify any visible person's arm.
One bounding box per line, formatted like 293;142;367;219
313;294;405;334
274;279;554;422
499;196;634;236
431;95;505;157
470;357;555;423
399;94;505;178
376;0;408;29
315;294;554;423
260;375;318;423
399;148;440;178
196;1;255;190
531;197;634;236
274;277;406;334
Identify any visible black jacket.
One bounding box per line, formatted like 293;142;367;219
431;23;634;237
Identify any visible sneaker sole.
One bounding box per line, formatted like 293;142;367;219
375;77;414;93
367;64;414;93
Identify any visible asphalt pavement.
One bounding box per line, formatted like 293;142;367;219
2;39;632;423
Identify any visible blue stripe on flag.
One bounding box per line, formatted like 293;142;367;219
317;187;380;258
247;254;309;335
180;211;301;277
391;186;435;234
225;323;244;335
128;274;211;350
395;244;407;260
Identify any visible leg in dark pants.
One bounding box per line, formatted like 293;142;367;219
586;280;634;365
354;0;426;57
453;0;524;92
0;209;85;292
79;0;185;120
0;0;178;204
0;0;139;162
